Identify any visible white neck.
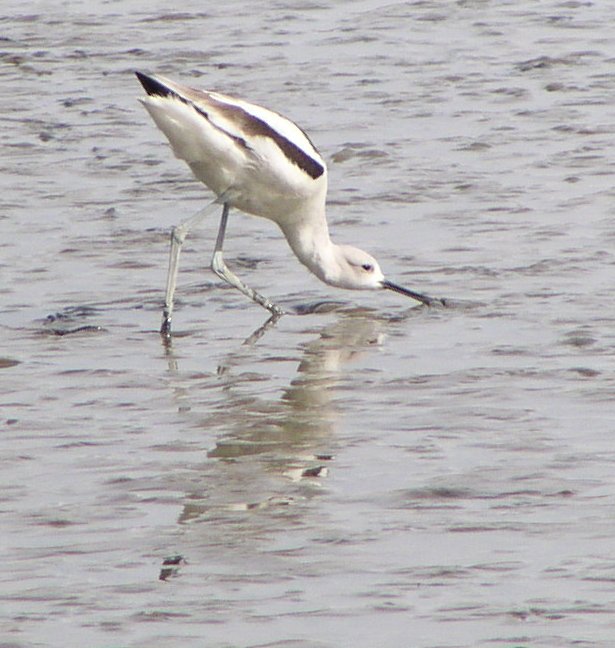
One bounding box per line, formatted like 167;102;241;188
278;209;342;287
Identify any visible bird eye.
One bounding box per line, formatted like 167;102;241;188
361;263;374;272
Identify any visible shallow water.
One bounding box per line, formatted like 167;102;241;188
2;1;615;646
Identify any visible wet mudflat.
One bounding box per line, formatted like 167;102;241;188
1;1;615;646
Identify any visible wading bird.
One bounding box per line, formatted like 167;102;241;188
136;72;443;337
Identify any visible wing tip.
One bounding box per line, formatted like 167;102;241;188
135;71;174;98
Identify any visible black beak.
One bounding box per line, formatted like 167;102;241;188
382;280;444;306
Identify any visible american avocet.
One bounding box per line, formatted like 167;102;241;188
136;71;443;337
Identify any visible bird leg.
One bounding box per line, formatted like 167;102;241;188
161;198;222;338
211;203;285;317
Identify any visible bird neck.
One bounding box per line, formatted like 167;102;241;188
279;214;341;286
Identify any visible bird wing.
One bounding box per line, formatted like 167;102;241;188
137;73;326;202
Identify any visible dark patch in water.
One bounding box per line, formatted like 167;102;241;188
159;554;187;581
42;305;105;336
292;300;348;315
0;358;21;369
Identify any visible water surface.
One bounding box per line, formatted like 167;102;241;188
2;1;615;646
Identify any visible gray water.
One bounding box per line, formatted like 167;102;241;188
2;1;615;646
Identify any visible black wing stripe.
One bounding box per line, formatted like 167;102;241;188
136;72;325;180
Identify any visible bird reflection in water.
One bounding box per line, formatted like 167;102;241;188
164;308;387;523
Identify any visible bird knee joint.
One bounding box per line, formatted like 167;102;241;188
211;252;224;276
171;226;187;245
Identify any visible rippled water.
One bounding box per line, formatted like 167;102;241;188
2;1;615;646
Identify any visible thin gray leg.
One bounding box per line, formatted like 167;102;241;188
161;198;222;338
211;203;285;316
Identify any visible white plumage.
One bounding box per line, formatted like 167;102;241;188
136;72;441;335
